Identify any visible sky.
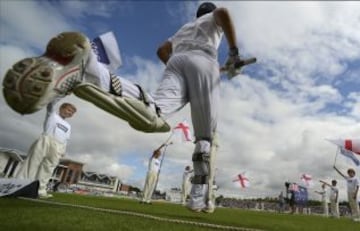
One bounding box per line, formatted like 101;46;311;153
1;0;360;201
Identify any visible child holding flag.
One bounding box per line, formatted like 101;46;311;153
140;143;166;204
320;179;339;218
315;184;329;217
334;166;360;221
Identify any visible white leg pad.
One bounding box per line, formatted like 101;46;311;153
73;83;171;133
207;133;219;206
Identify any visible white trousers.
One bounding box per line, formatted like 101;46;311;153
181;179;192;204
330;199;339;218
322;200;329;217
348;191;360;219
142;171;158;203
153;50;220;138
16;135;64;194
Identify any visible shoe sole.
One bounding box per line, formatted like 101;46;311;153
202;207;215;213
186;206;203;213
3;32;90;114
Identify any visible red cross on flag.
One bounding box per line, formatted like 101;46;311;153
233;173;250;188
327;139;360;155
173;120;192;143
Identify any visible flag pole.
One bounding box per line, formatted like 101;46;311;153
333;146;340;166
154;141;172;193
153;130;174;194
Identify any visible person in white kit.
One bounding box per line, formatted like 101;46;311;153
320;179;339;218
181;165;194;205
315;183;329;217
16;102;76;198
3;2;250;213
334;166;360;221
141;143;166;204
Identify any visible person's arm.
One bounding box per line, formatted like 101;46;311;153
214;7;253;78
319;180;331;187
43;101;57;132
43;96;64;131
333;165;346;179
335;189;338;203
213;7;237;50
354;181;359;200
156;143;166;151
157;41;172;65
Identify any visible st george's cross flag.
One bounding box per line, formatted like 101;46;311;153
328;139;360;155
300;173;313;187
327;139;360;166
173;120;193;142
233;173;250;188
91;31;122;72
339;147;360;166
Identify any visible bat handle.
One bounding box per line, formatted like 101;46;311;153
234;57;257;69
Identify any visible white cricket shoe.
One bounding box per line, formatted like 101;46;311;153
3;32;91;114
202;201;215;213
38;192;53;199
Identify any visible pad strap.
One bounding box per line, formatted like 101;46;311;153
192;175;209;184
135;84;150;106
110;73;122;96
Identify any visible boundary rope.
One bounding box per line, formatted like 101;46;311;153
19;197;265;231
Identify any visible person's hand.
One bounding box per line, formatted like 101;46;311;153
221;47;242;79
221;47;257;79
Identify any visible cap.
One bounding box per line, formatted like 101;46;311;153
196;2;217;18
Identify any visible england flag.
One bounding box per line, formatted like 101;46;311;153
327;139;360;166
327;139;360;155
173;120;193;143
339;147;360;166
233;173;250;188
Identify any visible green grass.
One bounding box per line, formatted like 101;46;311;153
0;193;359;231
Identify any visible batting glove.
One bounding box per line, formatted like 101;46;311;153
222;47;242;79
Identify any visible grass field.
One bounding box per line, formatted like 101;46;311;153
0;193;359;231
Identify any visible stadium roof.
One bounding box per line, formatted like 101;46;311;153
0;147;26;161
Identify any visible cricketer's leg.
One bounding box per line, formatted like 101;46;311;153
188;140;211;211
2;31;170;133
73;82;170;133
36;136;64;197
203;133;219;213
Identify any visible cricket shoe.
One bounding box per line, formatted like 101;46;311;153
186;205;203;213
3;32;91;114
38;192;53;199
202;201;215;213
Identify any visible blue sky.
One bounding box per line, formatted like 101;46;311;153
1;1;360;200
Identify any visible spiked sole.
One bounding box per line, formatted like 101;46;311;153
3;32;90;114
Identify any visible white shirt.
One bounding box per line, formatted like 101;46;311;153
148;157;161;173
346;176;360;194
319;189;328;203
43;103;71;145
183;169;193;183
329;186;339;201
169;13;223;56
